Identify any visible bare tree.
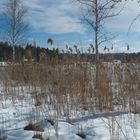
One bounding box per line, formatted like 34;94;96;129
73;0;123;89
1;0;28;61
75;0;122;62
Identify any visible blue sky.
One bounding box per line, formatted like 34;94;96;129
0;0;140;53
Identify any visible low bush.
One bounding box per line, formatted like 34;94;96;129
24;122;44;132
77;132;86;139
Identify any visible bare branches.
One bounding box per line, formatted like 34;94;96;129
75;0;122;61
128;14;140;33
1;0;29;61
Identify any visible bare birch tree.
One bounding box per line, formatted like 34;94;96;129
1;0;28;61
73;0;123;89
75;0;122;62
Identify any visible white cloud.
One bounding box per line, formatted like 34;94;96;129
23;0;85;34
1;0;140;45
105;1;140;33
0;0;85;35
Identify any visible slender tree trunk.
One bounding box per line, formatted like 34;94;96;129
13;45;15;61
95;0;99;63
12;1;16;61
95;0;99;88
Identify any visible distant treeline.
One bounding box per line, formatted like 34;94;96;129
0;41;140;63
83;53;140;63
60;53;140;63
0;41;59;62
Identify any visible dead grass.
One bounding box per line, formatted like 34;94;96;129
24;122;44;132
0;51;140;140
1;57;140;115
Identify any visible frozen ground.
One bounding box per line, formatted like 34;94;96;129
0;85;140;140
0;93;140;140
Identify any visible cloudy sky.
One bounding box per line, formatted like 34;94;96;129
0;0;140;52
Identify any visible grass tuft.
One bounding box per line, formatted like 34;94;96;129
77;132;86;139
24;123;44;132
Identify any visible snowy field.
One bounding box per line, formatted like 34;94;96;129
0;85;140;140
1;98;140;140
0;63;140;140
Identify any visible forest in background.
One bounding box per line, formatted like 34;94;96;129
0;41;140;63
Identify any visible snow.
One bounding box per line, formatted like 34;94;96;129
0;62;9;67
0;84;140;140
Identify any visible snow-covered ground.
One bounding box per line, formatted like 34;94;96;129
0;84;140;140
0;62;140;140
